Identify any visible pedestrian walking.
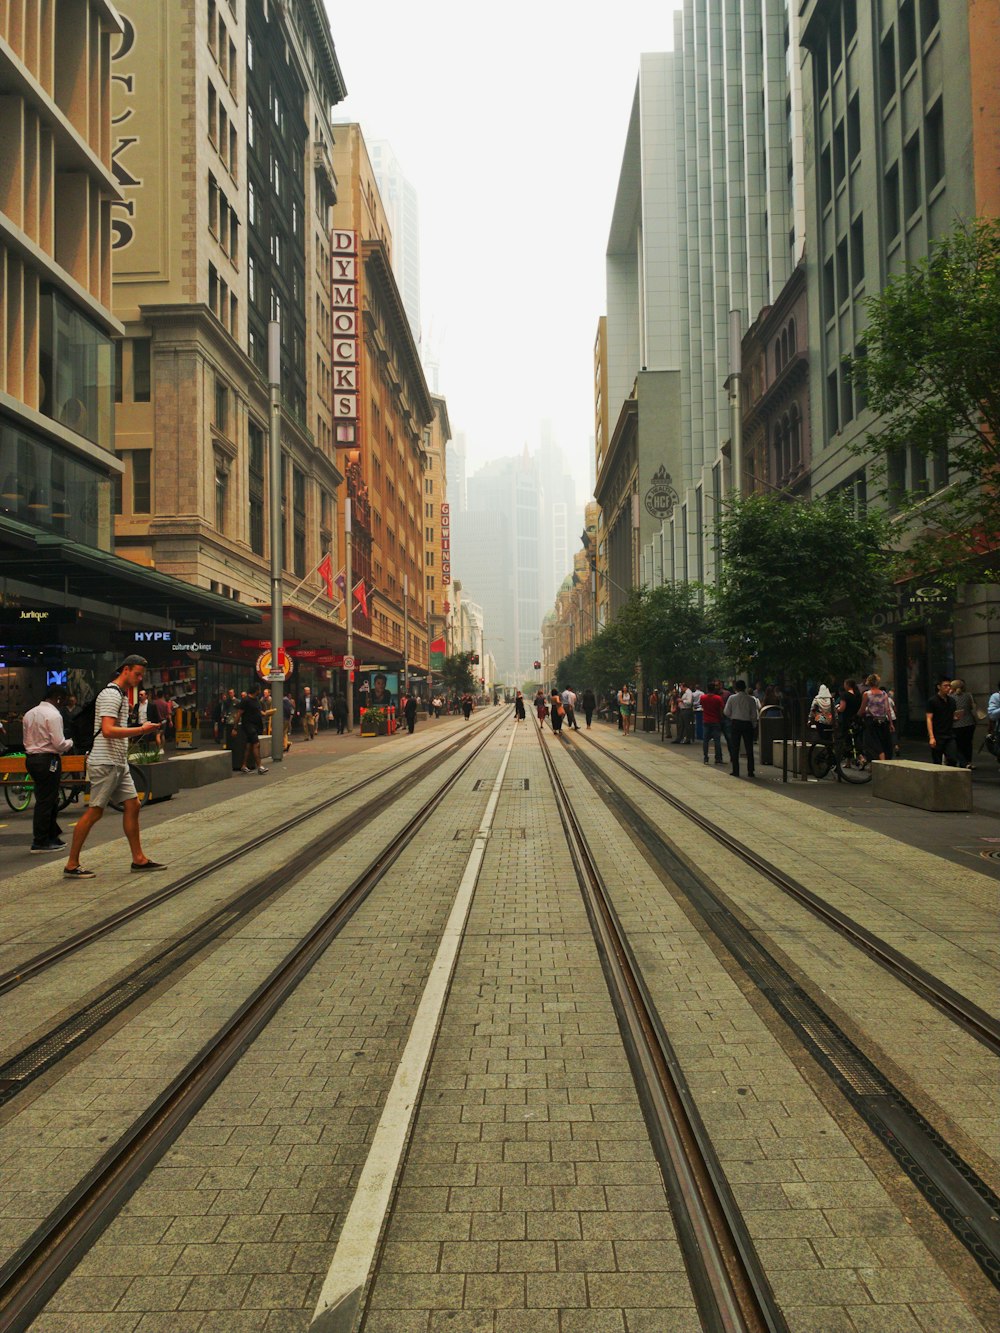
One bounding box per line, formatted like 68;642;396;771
237;686;268;774
857;673;893;762
723;680;759;777
298;686;318;740
550;689;565;735
534;689;548;726
318;692;330;731
581;687;596;729
63;655;166;878
926;676;959;766
514;691;526;721
618;684;634;736
404;692;418;734
673;683;694;744
462;693;473;720
23;685;74;852
561;686;579;731
700;681;725;765
432;694;443;718
949;678;977;769
282;693;294;750
332;694;348;734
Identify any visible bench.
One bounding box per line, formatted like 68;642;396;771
166;749;233;789
0;753;86;788
872;759;972;811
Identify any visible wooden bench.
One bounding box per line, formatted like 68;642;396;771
872;759;972;811
0;753;87;785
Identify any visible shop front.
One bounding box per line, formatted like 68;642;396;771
872;583;955;739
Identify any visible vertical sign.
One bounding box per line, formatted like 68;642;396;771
440;502;451;587
333;230;359;444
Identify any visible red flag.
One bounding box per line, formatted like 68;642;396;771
353;579;368;618
317;553;334;598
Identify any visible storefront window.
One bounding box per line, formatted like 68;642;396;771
0;416;113;549
39;290;115;450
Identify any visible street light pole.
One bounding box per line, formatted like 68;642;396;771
268;320;284;764
345;498;353;734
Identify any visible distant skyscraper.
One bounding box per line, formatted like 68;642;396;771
369;140;421;344
446;432;467;514
536;425;582;608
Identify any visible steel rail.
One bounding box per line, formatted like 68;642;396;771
535;727;787;1333
581;731;1000;1057
0;711;513;1333
0;713;500;1000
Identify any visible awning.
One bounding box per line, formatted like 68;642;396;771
0;514;263;625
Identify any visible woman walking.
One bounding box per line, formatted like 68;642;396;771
950;678;977;769
514;691;526;721
857;673;893;762
550;689;565;735
581;687;596;729
534;689;548;726
618;683;634;736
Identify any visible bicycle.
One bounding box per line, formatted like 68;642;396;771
0;751;151;813
808;718;872;784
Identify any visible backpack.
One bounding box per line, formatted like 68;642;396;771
74;685;126;753
866;689;889;721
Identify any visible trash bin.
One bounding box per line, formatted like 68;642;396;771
758;707;784;765
642;716;656;732
228;727;247;771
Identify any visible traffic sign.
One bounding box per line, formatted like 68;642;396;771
344;654;356;670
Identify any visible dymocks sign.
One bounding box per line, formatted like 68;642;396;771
332;230;359;446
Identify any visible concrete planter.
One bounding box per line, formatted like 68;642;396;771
134;761;181;804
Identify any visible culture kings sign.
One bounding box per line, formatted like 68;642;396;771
332;230;360;446
440;502;451;587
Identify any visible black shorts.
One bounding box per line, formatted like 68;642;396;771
242;727;260;745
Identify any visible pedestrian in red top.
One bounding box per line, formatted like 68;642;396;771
700;681;726;765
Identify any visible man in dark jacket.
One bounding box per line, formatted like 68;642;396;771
403;693;418;734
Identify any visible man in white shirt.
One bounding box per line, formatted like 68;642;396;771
561;687;579;731
23;686;74;852
674;684;694;744
724;680;760;778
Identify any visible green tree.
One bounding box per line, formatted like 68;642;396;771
439;652;475;696
847;217;1000;584
641;582;717;685
713;493;893;687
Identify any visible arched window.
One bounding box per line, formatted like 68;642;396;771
787;318;797;356
781;329;789;368
773;424;784;483
774;338;783;376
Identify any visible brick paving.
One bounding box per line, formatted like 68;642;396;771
3;717;995;1331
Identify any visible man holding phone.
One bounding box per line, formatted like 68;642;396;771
64;655;167;878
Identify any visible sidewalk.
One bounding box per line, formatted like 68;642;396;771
0;713;448;877
591;716;1000;881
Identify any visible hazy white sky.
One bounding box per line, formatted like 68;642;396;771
324;2;683;498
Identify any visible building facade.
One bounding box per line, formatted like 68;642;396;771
331;123;434;683
423;393;452;672
369;139;421;345
108;0;346;697
0;0;261;730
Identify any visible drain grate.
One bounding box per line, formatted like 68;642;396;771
473;778;529;791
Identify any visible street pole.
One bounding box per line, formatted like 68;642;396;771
268;320;284;764
403;573;409;697
345;498;353;734
728;308;743;496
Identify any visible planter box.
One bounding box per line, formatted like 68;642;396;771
134;761;181;803
168;751;233;789
872;759;972;811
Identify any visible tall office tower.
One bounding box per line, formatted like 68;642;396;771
446;431;467;514
456;453;543;682
597;2;807;605
536;423;581;608
369;140;421;346
109;0;346;621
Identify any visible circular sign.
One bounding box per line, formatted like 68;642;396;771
256;648;293;679
344;654;356;670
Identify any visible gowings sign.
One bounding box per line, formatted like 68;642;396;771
644;465;679;521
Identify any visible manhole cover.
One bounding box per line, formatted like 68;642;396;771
473;778;529;791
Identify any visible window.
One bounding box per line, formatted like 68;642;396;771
836;237;849;306
833;121;846;189
292;466;306;577
903;132;921;218
847;94;860;166
248;419;264;555
247;105;255;148
899;0;917;74
114;339;123;404
925;99;945;191
247;33;254;69
787;318;796;355
208;81;217;143
844;0;857;44
820;144;833;211
208;262;219;316
132;450;151;513
850;214;865;290
827;369;840;434
884;162;901;241
133;338;151;402
248;254;256;304
209;173;218;232
887;447;906;513
880;27;896;102
920;0;940;39
248;180;256;227
215;466;228;533
214;377;229;434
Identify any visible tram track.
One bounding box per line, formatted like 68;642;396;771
535;723;787;1332
0;713;501;1002
580;729;1000;1058
0;710;514;1333
558;729;1000;1290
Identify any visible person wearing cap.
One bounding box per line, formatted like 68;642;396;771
64;655;166;878
23;685;74;852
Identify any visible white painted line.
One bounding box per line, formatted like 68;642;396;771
311;722;518;1331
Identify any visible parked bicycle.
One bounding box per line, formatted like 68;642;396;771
807;718;872;784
